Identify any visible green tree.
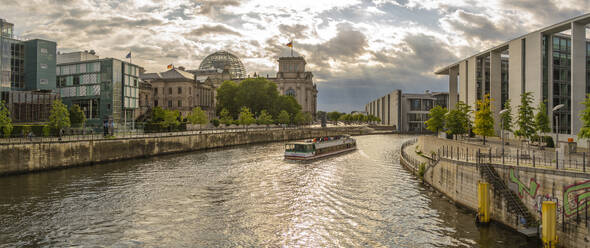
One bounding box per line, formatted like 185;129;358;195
579;94;590;146
473;94;495;145
293;112;306;126
500;99;513;132
152;106;166;122
327;111;343;124
0;101;12;137
257;110;274;126
161;110;180;129
534;101;551;145
445;101;471;139
236;77;280;117
238;106;255;128
187;107;208;128
215;81;239;118
219;108;233;126
48;99;71;134
303;112;313;126
425;105;447;133
515;92;536;141
277;110;290;126
69;104;86;128
275;95;301;118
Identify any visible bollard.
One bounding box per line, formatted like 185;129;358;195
489;148;492;163
556;150;559;170
477;182;490;224
542;201;558;248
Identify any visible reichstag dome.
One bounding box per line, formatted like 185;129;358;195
198;51;246;78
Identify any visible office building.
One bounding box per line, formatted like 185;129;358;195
365;90;448;133
0;18;58;123
57;51;142;129
435;13;590;142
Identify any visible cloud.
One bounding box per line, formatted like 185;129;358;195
188;24;241;37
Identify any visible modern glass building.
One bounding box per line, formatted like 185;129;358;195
436;14;590;143
57;56;141;129
0;18;58;123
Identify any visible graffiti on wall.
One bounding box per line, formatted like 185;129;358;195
563;180;590;217
509;169;539;199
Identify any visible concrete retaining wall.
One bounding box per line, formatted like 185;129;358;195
0;127;368;176
404;136;590;248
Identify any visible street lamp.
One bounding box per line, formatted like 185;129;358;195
499;109;509;162
552;104;565;149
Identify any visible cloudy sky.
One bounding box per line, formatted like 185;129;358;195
1;0;588;112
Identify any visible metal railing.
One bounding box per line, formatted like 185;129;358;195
438;144;590;173
0;125;349;145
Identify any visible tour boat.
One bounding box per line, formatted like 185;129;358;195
284;135;357;161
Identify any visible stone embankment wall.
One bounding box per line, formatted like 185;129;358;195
401;136;590;248
0;127;369;176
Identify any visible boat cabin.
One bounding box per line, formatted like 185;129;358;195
285;143;315;153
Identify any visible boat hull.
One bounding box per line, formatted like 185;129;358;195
284;147;357;161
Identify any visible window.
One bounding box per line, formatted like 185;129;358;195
286;88;296;97
133;79;138;87
168;100;172;107
178;87;182;94
73;76;80;86
189;87;191;95
154;100;158;106
40;79;48;85
410;99;421;111
168;88;172;95
107;104;111;110
154;88;158;95
178;100;182;107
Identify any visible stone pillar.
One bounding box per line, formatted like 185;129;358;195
467;57;477;114
490;51;502;135
571;22;586;136
449;67;458;110
509;39;524;121
459;61;468;104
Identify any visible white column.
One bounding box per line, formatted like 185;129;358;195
571;22;586;136
459;61;468;103
490;51;502;135
467;57;477;113
449;67;458;110
509;39;524;120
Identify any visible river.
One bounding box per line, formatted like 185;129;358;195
0;135;537;247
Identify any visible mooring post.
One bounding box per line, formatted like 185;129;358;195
556;150;559;170
489;148;492;163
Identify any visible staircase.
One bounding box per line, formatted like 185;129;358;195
478;162;536;227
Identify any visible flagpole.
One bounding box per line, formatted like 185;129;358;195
291;41;293;57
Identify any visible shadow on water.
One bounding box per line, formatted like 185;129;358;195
0;134;540;247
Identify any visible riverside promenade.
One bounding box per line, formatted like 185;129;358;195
401;135;590;248
0;126;371;176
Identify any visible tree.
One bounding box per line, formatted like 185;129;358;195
219;108;233;126
327;111;343;124
445;101;471;140
257;110;274;126
579;94;590;148
48;99;70;134
187;107;208;128
425;105;447;133
0;100;12;138
534;101;551;146
500;99;513;132
215;81;239;118
293;112;305;126
238;107;255;128
303;112;313;126
275;95;301;118
515;92;536;142
69;104;86;128
152;106;166;122
277;110;290;126
473;94;495;145
161;110;180;129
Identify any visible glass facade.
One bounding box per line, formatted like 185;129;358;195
501;59;509;109
552;36;572;134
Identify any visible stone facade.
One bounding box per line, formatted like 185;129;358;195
141;68;215;119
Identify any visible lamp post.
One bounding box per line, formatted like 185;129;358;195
499;109;509;163
553;104;565;150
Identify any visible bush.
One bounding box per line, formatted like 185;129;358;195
144;122;187;133
11;125;46;137
418;162;426;178
531;135;554;148
210;119;220;127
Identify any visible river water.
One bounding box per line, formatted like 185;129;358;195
0;135;537;247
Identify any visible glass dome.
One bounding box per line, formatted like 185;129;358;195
198;50;246;78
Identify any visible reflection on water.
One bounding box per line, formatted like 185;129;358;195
0;135;537;247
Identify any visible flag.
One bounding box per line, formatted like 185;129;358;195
126;52;131;59
286;41;293;47
167;64;173;69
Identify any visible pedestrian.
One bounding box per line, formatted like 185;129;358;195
28;131;33;141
